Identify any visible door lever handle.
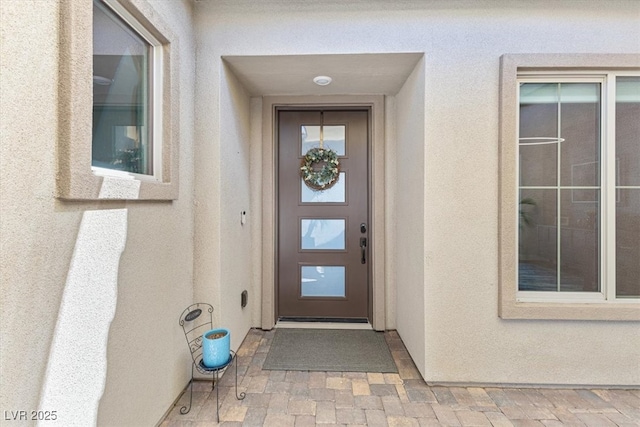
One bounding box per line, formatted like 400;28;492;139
360;237;367;264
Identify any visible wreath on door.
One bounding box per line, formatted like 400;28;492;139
300;147;340;191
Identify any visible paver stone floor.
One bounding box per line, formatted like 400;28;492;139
160;328;640;426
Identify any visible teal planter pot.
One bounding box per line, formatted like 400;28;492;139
202;328;230;368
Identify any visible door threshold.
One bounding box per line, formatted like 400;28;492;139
275;320;372;330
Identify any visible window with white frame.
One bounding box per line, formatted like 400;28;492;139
517;73;640;302
57;0;176;200
92;0;163;178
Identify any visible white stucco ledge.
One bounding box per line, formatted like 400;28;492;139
56;0;179;201
499;301;640;321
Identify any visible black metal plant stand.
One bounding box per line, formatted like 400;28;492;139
180;350;245;422
178;303;246;422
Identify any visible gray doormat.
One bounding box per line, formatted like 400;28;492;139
263;329;398;373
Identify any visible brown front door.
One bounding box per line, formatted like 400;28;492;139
277;109;370;320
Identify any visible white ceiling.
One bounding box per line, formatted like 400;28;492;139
222;53;424;96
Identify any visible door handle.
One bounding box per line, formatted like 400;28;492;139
360;237;367;264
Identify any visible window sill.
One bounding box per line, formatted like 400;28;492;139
58;167;178;201
499;300;640;321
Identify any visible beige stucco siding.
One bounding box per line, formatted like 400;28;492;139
1;1;72;417
95;1;197;424
1;1;639;426
193;0;640;386
394;58;427;376
1;0;196;425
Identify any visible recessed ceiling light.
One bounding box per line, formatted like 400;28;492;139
313;75;332;86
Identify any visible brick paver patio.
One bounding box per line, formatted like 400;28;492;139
160;329;640;426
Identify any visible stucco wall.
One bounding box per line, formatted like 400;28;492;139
2;5;639;426
96;0;197;422
1;1;71;418
0;0;196;425
394;59;427;376
192;38;254;351
218;63;253;347
194;0;640;386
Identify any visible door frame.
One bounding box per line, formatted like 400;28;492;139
260;95;386;330
277;109;370;320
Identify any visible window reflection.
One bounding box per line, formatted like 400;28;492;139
92;0;151;175
301;266;346;297
301;219;345;250
616;77;640;297
518;82;601;292
301;172;346;203
301;125;345;156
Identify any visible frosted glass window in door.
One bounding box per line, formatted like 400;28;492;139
301;125;345;155
301;219;345;250
301;266;346;297
301;172;346;203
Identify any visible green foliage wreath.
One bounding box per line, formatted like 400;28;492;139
300;147;340;191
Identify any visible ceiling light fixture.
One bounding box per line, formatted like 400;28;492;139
313;75;332;86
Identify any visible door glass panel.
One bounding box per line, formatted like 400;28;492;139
301;219;345;250
301;172;345;203
301;125;346;155
301;266;346;297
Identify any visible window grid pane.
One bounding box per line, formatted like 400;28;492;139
518;81;601;293
518;189;557;291
615;77;640;298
